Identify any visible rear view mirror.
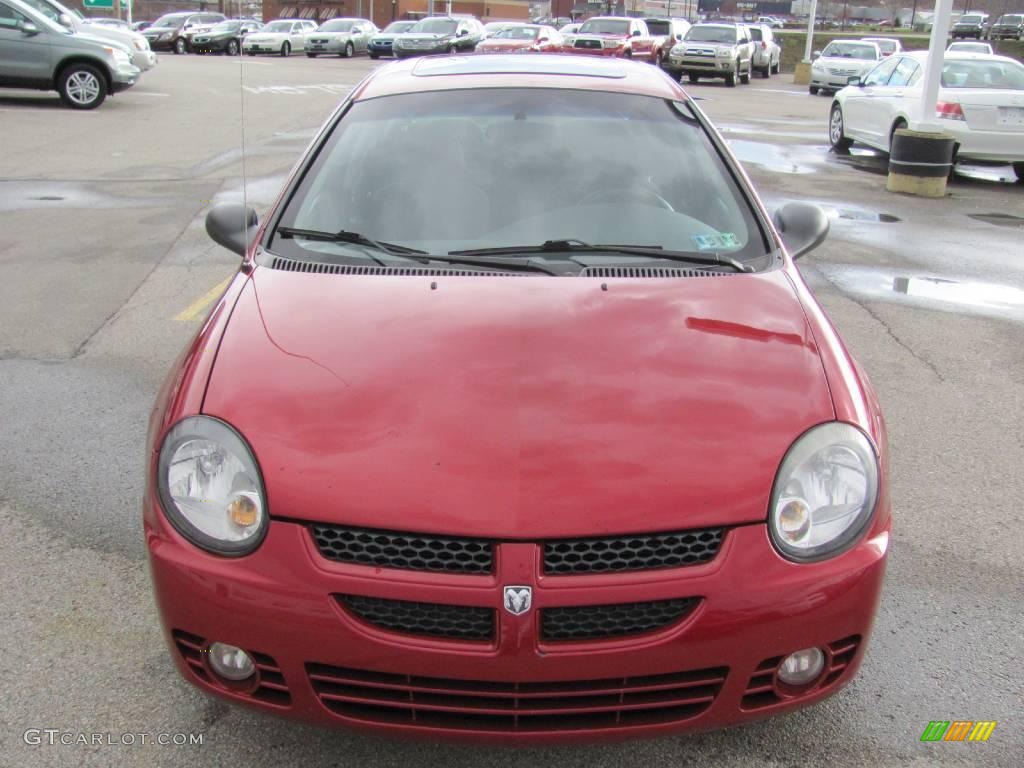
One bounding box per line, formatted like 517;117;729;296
773;202;829;259
206;203;259;257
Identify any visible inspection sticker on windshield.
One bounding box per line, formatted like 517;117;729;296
693;233;740;251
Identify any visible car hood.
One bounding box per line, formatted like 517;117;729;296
479;39;534;50
247;32;289;41
309;31;352;39
71;31;132;54
203;267;834;538
817;55;876;67
399;33;453;43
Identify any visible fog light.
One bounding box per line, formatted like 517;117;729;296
207;643;255;681
778;647;825;686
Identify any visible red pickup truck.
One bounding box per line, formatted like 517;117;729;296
560;16;657;60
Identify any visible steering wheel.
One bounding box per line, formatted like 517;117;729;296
578;184;675;211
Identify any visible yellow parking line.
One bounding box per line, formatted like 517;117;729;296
175;277;231;322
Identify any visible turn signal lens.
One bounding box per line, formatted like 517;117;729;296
228;493;259;528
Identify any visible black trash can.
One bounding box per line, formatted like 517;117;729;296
886;128;956;197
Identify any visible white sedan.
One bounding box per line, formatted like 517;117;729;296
242;19;318;56
810;40;881;95
947;41;994;55
304;18;377;58
828;52;1024;177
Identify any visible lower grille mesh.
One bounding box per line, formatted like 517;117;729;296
542;598;700;641
307;663;728;732
338;595;494;641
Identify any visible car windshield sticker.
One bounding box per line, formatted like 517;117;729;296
693;233;740;250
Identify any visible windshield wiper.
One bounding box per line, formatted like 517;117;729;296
421;254;564;275
449;239;754;273
275;226;430;259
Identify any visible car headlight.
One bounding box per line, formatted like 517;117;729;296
157;416;268;556
716;47;732;58
602;39;622;49
159;31;173;40
133;38;147;51
769;422;879;562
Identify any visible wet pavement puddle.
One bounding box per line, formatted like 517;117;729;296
817;264;1024;321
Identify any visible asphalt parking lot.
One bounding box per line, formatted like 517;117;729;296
1;55;1022;767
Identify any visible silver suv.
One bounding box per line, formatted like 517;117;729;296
662;22;756;87
0;0;140;108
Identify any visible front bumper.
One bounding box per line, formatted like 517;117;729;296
394;46;448;58
562;45;626;57
146;37;176;51
132;49;157;70
368;40;394;54
666;55;734;75
243;41;285;54
191;37;233;53
306;39;346;54
810;71;860;89
146;492;889;743
111;63;140;92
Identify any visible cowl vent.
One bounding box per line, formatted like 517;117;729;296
579;266;734;279
269;256;529;277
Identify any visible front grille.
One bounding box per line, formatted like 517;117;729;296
337;595;494;641
542;598;699;641
741;635;860;710
307;663;728;731
544;528;725;574
311;524;494;574
574;39;603;49
172;630;291;706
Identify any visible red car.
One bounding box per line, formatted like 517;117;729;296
146;54;890;743
476;24;563;54
560;15;657;60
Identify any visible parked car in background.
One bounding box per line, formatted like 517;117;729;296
0;0;139;108
305;17;376;58
560;16;656;60
757;15;784;29
750;23;781;77
951;12;988;39
829;51;1024;181
861;37;902;57
663;22;756;87
809;40;881;95
392;16;483;59
482;21;517;38
131;20;150;32
242;19;317;56
164;53;890;744
367;19;415;58
144;11;225;54
475;24;562;53
20;0;156;71
947;40;994;54
87;16;130;30
182;14;229;50
645;17;691;65
558;22;580;35
190;19;262;56
988;14;1024;40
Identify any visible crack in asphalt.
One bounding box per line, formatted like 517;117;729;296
813;265;947;383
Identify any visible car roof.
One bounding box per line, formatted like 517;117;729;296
903;50;1020;64
351;54;686;102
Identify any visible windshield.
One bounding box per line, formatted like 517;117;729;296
152;13;190;28
264;21;294;32
942;59;1024;89
1000;15;1023;23
412;18;457;34
3;0;68;33
822;42;878;59
948;42;990;52
685;26;735;44
383;21;415;33
494;26;540;40
960;14;984;23
210;21;242;32
579;19;629;35
320;20;355;32
646;21;670;36
271;89;765;266
749;28;763;41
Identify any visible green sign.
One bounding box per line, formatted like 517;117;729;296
82;0;130;8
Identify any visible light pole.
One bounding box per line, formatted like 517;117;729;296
802;0;819;64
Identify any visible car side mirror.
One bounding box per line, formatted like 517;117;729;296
773;202;829;260
632;29;641;37
457;29;468;37
849;76;862;87
206;203;258;257
58;12;72;27
812;50;821;59
538;36;549;43
20;19;39;35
